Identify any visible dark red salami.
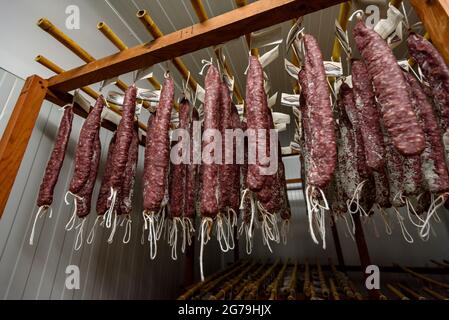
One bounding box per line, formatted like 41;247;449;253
229;104;242;214
200;65;221;217
109;85;137;190
353;20;425;156
245;56;269;192
69;97;105;194
76;130;101;218
119;123;139;216
403;71;449;193
351;59;385;171
37;105;74;207
143;76;174;212
219;82;233;210
184;107;199;219
407;33;449;133
372;167;391;209
96;132;117;216
302;34;336;188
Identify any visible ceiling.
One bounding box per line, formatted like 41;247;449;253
0;0;422;146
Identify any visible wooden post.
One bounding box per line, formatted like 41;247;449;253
0;75;48;218
330;215;346;271
410;0;449;66
353;214;379;299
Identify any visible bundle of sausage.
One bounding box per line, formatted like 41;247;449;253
143;75;174;259
30;105;74;245
65;97;104;250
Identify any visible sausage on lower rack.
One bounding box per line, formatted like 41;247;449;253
353;20;425;156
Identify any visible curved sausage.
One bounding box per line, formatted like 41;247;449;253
200;66;221;217
245;56;269;192
76;130;101;217
37;105;74;207
69;97;105;194
302;34;336;188
119;124;139;215
403;71;449;193
407;33;449;133
96;132;117;215
109;85;137;189
353;20;425;156
143;76;175;212
351;59;385;171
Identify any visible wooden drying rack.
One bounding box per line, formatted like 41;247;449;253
0;0;448;289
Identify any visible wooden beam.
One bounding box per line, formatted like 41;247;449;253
410;0;449;66
48;0;345;93
0;75;48;218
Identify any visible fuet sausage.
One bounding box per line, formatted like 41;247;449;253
119;123;139;216
76;130;101;218
407;33;449;134
143;76;175;212
403;71;449;193
302;34;337;188
96;132;117;216
219;82;233;211
37;105;74;207
69;97;105;194
229;103;242;214
109;85;137;190
200;65;221;217
351;59;385;171
353;20;425;156
184;107;199;219
245;56;270;192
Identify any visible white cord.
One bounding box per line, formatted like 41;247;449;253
29;205;51;245
123;216;132;244
74;218;86;251
199;217;213;281
86;215;102;245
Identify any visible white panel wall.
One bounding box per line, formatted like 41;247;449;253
0;69;222;300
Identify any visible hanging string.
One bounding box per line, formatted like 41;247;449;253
199;217;213;282
419;193;448;238
393;207;414;243
107;211;118;244
29;205;52;245
216;213;230;253
377;204;392;236
64;191;83;231
122;216;132;244
74;218;86;251
105;187;117;229
86;215;102;245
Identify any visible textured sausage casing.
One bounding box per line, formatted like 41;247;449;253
169;99;190;218
353;21;425;156
403;72;449;193
403;155;423;196
245;56;269;192
407;33;449;132
219;82;233;210
184;107;199;218
303;34;336;188
37;106;74;207
77;130;101;217
383;131;404;207
229;103;242;213
351;60;385;171
256;111;276;204
200;65;221;217
69;97;105;194
335;83;362;199
143;76;174;212
96;132;117;215
109;85;137;189
373;167;391;208
342;82;370;180
119;124;139;215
